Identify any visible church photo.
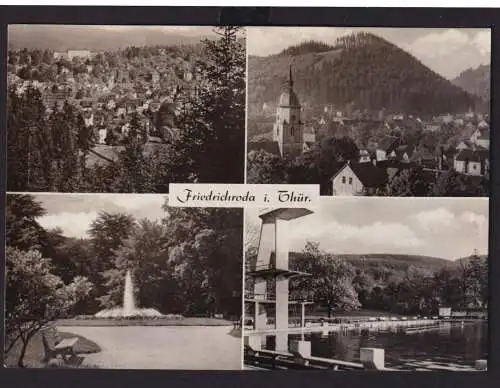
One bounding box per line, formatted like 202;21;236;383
246;27;490;197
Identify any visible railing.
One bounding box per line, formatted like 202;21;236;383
244;342;371;371
245;291;313;303
245;292;276;300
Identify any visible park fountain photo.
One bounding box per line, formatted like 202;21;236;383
94;270;164;319
5;193;243;369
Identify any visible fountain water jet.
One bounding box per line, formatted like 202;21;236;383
123;270;136;316
95;270;164;318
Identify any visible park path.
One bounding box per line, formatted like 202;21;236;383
60;325;241;370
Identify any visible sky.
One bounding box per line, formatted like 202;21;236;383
35;194;167;239
246;198;489;260
247;27;491;79
9;24;216;36
7;25;218;51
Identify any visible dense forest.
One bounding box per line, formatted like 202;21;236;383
248;32;481;117
5;194;243;366
246;242;488;318
7;26;246;192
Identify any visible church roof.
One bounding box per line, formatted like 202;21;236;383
279;65;300;107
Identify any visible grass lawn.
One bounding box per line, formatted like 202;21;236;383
57;317;235;327
5;330;102;368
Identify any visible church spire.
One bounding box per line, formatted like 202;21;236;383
288;64;294;88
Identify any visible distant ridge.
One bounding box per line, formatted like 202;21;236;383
8;25;212;51
452;64;491;102
288;251;453;272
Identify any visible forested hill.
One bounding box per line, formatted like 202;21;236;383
454;254;488;266
248;32;479;117
452;64;491;102
289;252;452;273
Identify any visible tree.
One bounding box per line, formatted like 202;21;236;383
5;247;92;367
99;219;170;311
387;168;432;197
247;149;287;184
7;86;47;191
112;113;155;192
6;194;46;251
87;212;135;310
162;203;243;317
433;170;488;197
171;26;245;183
293;242;361;317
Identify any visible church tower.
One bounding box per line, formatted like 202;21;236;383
273;65;304;158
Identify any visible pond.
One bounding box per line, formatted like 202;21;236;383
261;321;488;370
60;325;241;370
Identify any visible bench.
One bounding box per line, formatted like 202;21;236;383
41;327;80;364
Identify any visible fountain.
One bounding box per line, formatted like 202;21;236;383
95;270;164;318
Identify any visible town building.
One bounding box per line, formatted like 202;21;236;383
454;149;489;176
331;161;388;196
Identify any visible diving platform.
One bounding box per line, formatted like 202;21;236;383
245;207;314;345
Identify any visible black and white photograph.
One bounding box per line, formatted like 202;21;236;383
244;198;488;370
7;25;246;192
246;27;491;197
5;194;243;369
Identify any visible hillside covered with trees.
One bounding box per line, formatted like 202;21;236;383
452;64;491;103
246;242;488;318
248;32;480;117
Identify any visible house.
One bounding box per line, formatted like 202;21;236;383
454;149;486;176
98;128;107;145
456;140;473;151
83;112;94;127
477;120;489;130
302;141;315;152
42;89;71;111
476;134;490;149
359;149;371;163
303;127;316;143
53;51;69;60
151;71;160;85
125;101;138;115
331;161;388;196
67;50;92;60
106;99;116;110
150;102;161;112
377;135;400;154
469;128;483;144
424;122;441;132
183;71;193;82
116;106;126;117
121;123;131;136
